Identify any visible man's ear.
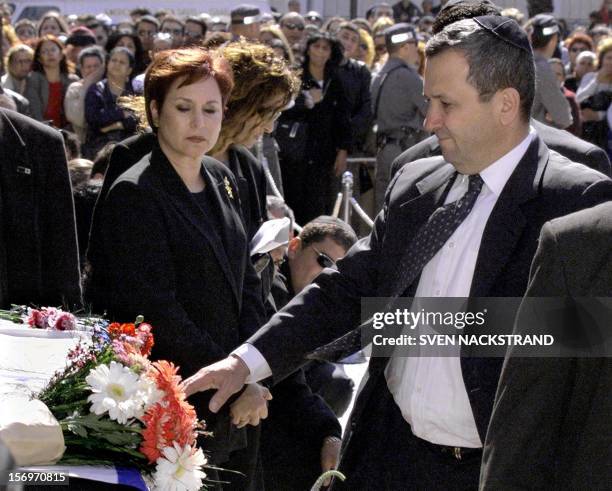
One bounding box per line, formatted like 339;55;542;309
287;237;301;260
496;87;521;127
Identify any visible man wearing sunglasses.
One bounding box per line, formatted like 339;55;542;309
280;12;306;47
261;216;358;489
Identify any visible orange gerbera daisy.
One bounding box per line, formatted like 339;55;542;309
140;361;198;463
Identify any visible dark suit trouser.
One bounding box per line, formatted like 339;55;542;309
335;374;481;490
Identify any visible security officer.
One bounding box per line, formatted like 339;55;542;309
229;4;261;41
527;13;572;129
371;23;427;211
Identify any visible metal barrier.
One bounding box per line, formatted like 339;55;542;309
258;141;374;232
332;171;374;229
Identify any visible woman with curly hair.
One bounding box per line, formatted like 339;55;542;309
25;35;77;127
209;40;300;240
85;47;270;490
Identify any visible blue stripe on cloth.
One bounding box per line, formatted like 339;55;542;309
116;467;149;490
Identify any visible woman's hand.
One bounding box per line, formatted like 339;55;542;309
334;149;348;177
229;383;272;428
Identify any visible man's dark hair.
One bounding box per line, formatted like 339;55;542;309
426;18;535;122
130;7;151;17
136;15;160;30
524;19;558;49
432;3;501;34
300;216;358;252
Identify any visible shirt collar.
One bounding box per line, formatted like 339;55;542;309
478;127;535;198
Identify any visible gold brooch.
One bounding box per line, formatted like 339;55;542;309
224;176;234;199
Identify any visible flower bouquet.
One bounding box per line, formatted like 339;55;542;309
2;306;208;491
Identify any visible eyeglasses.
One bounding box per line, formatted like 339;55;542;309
312;246;336;269
283;22;305;31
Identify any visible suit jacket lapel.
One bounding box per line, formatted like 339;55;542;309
150;146;241;305
383;163;456;297
470;135;544;297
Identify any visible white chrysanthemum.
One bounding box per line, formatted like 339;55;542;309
153;443;207;491
86;361;157;424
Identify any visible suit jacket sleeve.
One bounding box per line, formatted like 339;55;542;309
100;180;228;375
40;127;82;308
480;222;573;489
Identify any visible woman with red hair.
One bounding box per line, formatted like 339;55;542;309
85;48;269;488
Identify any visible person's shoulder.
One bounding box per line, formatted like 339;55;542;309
544;146;609;184
110;152;153;191
546;201;612;251
0;107;61;141
388;155;448;197
230;144;265;173
203;155;236;181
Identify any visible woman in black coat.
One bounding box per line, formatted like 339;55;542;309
276;32;352;225
85;48;268;490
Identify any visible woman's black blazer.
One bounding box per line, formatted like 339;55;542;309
85;142;265;462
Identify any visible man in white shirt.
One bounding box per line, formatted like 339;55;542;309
183;16;612;489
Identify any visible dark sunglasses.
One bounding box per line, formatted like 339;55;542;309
312;246;336;269
283;22;305;31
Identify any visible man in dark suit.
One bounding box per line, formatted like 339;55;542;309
390;119;612;179
182;17;612;489
481;202;612;489
0;108;81;308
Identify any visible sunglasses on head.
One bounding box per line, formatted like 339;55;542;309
312;246;336;269
283;22;304;31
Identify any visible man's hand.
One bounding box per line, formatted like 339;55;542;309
182;355;250;413
230;383;273;428
320;436;342;486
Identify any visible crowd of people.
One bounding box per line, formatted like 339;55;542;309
0;0;611;489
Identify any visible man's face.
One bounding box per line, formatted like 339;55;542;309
87;24;108;47
424;50;503;174
137;21;158;50
185;21;205;44
374;6;393;20
281;18;305;44
10;51;33;79
162;21;184;48
289;237;348;294
338;28;360;59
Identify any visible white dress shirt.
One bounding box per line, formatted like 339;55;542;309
234;129;535;447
